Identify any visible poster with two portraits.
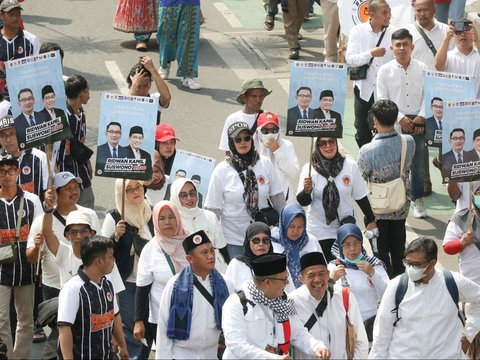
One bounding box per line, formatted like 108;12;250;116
423;71;478;183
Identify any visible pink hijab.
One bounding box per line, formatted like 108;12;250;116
152;200;189;272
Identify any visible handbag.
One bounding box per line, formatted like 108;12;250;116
254;206;279;226
342;287;356;360
69;118;93;164
349;27;387;81
0;196;23;265
367;135;407;215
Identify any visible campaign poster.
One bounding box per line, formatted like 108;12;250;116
441;100;480;183
286;61;347;138
423;71;475;148
338;0;412;36
168;149;216;208
95;93;156;180
5;51;71;150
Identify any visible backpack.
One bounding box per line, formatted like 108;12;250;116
392;270;465;327
237;290;256;315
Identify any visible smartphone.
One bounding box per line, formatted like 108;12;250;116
453;19;472;34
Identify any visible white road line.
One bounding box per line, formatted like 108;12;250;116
104;61;129;95
277;78;290;95
213;2;244;28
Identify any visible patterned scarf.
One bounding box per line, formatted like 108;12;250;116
311;138;345;225
247;281;296;322
226;140;260;219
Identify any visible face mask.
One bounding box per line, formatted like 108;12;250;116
474;195;480;210
260;132;279;143
344;253;363;264
406;265;428;282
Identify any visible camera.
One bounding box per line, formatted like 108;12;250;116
453;19;472;35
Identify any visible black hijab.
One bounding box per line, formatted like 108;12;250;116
236;222;273;268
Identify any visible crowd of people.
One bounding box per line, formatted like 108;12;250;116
0;0;480;358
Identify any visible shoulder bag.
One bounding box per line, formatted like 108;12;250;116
367;135;407;214
349;28;387;80
0;196;23;264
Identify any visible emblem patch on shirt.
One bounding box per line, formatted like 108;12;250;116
17;209;25;218
22;166;31;175
257;176;266;185
106;291;113;302
342;175;351;186
17;46;23;55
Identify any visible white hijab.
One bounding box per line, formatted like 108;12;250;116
170;177;203;232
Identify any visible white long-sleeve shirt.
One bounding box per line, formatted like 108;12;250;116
290;285;369;359
370;270;480;359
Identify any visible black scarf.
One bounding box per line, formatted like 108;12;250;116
311;139;345;224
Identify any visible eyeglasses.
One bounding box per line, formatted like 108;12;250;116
107;130;121;135
342;241;362;249
43;95;56;100
450;136;465;141
126;184;143;194
402;259;430;270
267;274;289;283
0;168;17;177
297;94;312;98
233;135;252;144
179;189;197;200
66;228;91;237
19;96;34;103
260;127;279;135
431;104;443;109
250;236;271;245
318;139;336;148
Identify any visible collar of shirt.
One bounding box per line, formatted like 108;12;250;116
452;47;478;58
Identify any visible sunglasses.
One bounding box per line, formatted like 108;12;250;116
260;127;279;135
250;236;271;245
318;139;336;148
233;135;252;144
179;189;197;200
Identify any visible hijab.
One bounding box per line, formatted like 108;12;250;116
236;222;273;268
226;129;260;219
152;200;189;272
114;179;152;237
311;137;345;225
272;204;309;288
170;178;202;231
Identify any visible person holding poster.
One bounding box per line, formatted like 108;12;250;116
205;121;286;259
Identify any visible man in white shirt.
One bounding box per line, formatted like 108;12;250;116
290;252;368;359
156;230;231;359
219;79;271;152
376;28;428;219
346;0;395;148
370;237;480;359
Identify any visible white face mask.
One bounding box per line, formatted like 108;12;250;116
260;132;279;143
406;265;428;282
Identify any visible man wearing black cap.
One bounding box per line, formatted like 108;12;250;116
156;230;232;359
222;253;330;359
290;252;368;359
40;85;67;123
314;90;343;137
125;125;152;170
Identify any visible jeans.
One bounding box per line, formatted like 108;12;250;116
226;244;243;259
435;0;466;23
42;284;60;301
134;33;151;42
376;219;406;278
410;133;426;201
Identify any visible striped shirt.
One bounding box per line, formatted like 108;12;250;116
0;188;42;286
57;267;119;360
17;148;48;202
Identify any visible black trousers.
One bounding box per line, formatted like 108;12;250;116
353;86;374;149
376;219;406;278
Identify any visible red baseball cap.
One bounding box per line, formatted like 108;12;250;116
155;123;180;142
257;111;279;128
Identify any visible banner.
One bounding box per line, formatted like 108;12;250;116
95;93;156;180
441;100;480;183
423;71;475;148
167;149;216;208
286;61;347;138
6;51;71;150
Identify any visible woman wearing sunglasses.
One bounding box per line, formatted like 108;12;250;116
253;111;299;205
170;177;230;273
297;137;377;263
205;121;286;259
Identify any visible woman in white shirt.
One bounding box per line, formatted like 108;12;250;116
102;179;154;359
133;200;189;349
205;121;286;259
328;223;389;342
170;177;230;272
297;136;376;262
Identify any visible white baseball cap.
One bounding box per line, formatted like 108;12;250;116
53;172;82;189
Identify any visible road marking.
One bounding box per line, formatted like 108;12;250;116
277;78;290;95
104;61;129;95
213;2;244;28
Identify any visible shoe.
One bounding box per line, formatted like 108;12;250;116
423;181;432;197
182;77;202;90
289;49;299;60
32;329;47;343
432;155;441;170
264;15;274;31
135;41;148;52
412;198;428;219
263;3;268;12
158;64;170;80
298;33;304;40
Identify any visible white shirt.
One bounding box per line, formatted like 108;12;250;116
136;239;176;323
327;263;389;320
290;285;368;359
219;111;258;151
54;242;125;293
346;22;396;101
156;272;232;359
370;270;480;359
205;155;284;246
406;20;451;70
222;283;325;359
297;157;368;240
445;47;480;98
376;58;427;132
26;205;101;289
224;258;253;292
